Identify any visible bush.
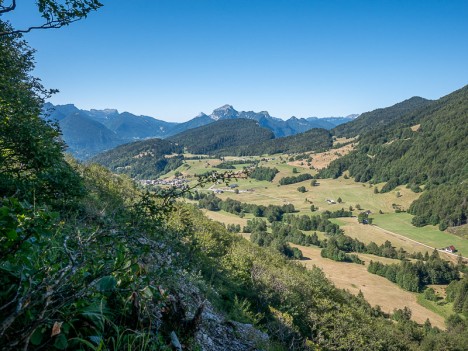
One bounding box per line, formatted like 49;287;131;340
423;288;438;301
297;186;307;193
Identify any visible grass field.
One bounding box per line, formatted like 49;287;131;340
202;209;250;228
290;243;446;329
164;153;468;325
169;155;466;261
216;172;419;215
415;294;455;321
374;213;468;258
334;217;432;255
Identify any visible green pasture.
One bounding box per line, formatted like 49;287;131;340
165;153;467;259
373;213;468;257
416;294;456;321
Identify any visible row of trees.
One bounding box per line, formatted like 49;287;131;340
196;193;296;222
368;253;459;292
282;213;342;235
279;172;313;185
249;166;279;181
321;238;364;264
446;277;468;316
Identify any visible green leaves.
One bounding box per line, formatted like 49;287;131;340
96;276;117;294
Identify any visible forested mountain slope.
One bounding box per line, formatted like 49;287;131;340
91;138;183;179
168;118;333;156
332;96;432;138
226;127;333;156
320;85;468;229
59;111;123;159
91;121;333;179
44;103;353;159
167;118;275;154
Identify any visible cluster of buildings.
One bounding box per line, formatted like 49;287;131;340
139;178;189;188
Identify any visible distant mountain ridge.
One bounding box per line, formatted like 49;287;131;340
169;104;356;138
43;102;356;159
93;119;333;179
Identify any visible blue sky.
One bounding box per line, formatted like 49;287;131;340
5;0;468;121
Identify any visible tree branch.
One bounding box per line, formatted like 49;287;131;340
0;0;16;14
0;18;81;36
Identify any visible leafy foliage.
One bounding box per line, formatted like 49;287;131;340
0;0;103;36
279;172;313;185
249;166;279;181
0;21;83;204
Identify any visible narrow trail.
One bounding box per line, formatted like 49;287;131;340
372;225;468;261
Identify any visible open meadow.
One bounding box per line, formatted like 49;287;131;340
290;243;446;329
164;154;467;322
168;154;466;260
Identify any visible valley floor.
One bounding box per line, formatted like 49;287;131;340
170;154;467;328
290;243;446;329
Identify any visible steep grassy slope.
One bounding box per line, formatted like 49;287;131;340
321;85;468;228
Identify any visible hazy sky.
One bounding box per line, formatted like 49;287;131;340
6;0;468;122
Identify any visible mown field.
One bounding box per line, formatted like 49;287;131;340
290;243;446;329
373;213;468;257
168;154;466;259
161;153;467;324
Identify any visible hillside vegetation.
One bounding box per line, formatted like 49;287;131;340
90;138;184;179
321;85;468;229
167;119;274;154
171;125;333;156
332;96;432;138
5;18;468;350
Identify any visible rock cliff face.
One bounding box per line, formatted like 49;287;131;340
196;305;268;351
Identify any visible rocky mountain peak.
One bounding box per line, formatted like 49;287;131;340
210;104;238;120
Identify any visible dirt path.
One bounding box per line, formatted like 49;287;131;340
291;244;446;329
373;225;468;261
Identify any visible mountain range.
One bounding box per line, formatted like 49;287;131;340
42;102;356;159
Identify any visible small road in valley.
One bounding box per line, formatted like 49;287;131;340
373;225;468;261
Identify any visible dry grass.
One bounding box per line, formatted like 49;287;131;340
214;175;420;215
309;143;355;170
333;137;357;146
291;244;446;329
336;217;431;255
285;142;356;171
410;124;421;131
447;224;468;239
202;209;250;228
